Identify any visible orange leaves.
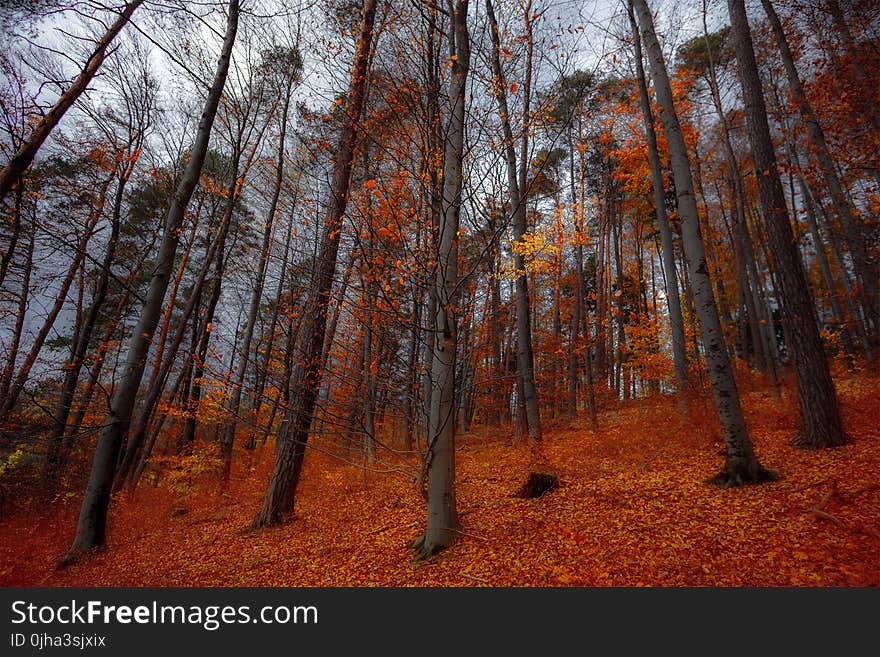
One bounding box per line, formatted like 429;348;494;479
509;82;518;95
375;226;397;242
2;371;880;587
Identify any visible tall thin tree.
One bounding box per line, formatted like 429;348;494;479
631;0;774;485
251;0;379;528
727;0;847;449
62;0;240;564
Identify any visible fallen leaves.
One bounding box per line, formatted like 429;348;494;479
0;373;878;587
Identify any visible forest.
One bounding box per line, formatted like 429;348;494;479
0;0;877;587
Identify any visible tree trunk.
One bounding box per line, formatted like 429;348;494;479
0;175;108;422
823;0;880;135
632;0;773;485
761;0;877;346
727;0;846;449
0;0;145;203
116;200;231;488
0;179;24;289
251;191;297;423
251;0;378;528
485;0;541;443
576;139;599;428
221;92;294;462
0;220;35;407
46;163;131;475
413;0;469;559
61;0;238;564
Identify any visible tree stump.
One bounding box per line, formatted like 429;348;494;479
514;472;558;499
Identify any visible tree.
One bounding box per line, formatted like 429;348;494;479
0;0;145;203
220;44;303;469
759;0;877;349
411;0;470;559
251;0;378;528
62;0;240;564
485;0;542;444
727;0;847;449
626;6;689;398
631;0;774;486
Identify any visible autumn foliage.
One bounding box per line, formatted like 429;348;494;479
1;368;877;587
1;0;879;587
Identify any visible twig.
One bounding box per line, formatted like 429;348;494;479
459;572;490;584
810;509;846;528
449;527;488;541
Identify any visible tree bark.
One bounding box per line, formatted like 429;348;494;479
632;0;773;485
251;0;378;528
221;90;294;463
0;174;108;422
727;0;846;449
413;0;470;559
485;0;541;443
760;0;877;346
62;0;239;564
46;161;132;475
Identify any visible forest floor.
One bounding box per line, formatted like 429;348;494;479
1;369;878;587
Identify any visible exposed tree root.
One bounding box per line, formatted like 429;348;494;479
408;533;447;563
793;430;851;450
707;464;779;489
57;545;104;569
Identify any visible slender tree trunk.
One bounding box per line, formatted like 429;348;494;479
566;131;579;419
144;196;203;401
404;282;422;448
63;250;150;456
727;0;846;449
62;0;238;564
632;0;774;485
576;140;598;429
0;220;35;405
595;188;608;382
0;180;24;289
485;0;541;443
823;0;880;135
46;165;131;474
178;224;229;455
0;180;106;422
412;0;469;559
362;269;377;464
0;0;145;203
252;194;297;422
251;0;378;528
761;0;877;346
798;170;860;356
221;93;293;462
116;205;230;487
